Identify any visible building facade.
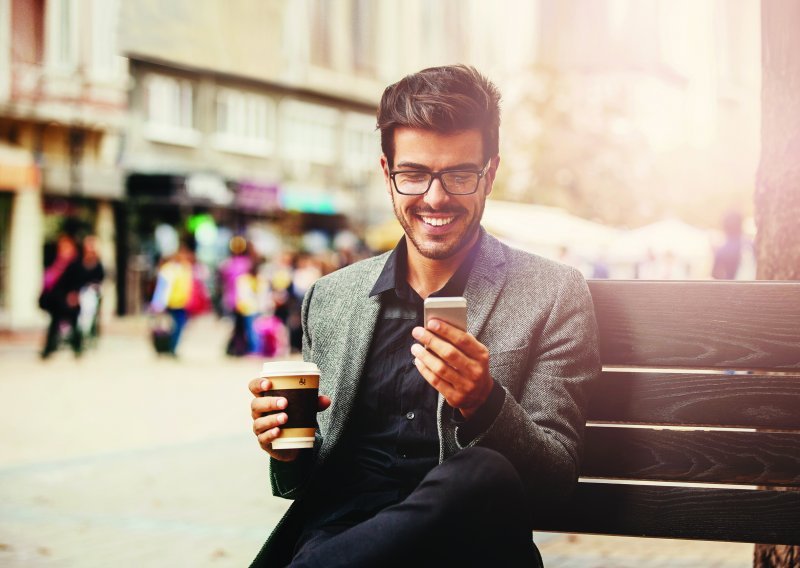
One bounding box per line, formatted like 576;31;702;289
0;0;128;330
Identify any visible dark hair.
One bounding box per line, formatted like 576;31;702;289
377;64;501;167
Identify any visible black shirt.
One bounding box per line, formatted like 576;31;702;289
303;237;505;531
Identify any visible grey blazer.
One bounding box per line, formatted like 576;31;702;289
250;229;601;567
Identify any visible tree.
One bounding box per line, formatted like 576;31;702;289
753;1;800;566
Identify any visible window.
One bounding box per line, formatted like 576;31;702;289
280;100;339;165
143;74;199;146
310;0;333;68
351;0;376;75
213;88;275;156
46;0;78;72
342;112;378;181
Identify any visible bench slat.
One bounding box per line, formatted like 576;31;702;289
534;483;800;545
588;371;800;429
582;427;800;486
588;280;800;370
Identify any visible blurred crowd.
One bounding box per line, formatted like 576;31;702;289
146;234;371;358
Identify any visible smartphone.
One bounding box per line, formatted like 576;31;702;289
423;296;467;331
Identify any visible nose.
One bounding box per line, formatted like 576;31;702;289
423;177;450;209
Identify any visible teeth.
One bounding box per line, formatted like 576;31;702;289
421;216;454;227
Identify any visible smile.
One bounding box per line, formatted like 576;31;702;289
420;216;455;227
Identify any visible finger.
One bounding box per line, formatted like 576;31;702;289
318;395;332;411
414;356;458;400
424;319;488;360
255;426;298;461
253;413;288;435
411;342;465;388
412;326;471;371
249;378;272;396
250;395;288;419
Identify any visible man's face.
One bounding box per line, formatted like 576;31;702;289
381;127;497;260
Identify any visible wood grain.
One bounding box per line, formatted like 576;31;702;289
581;427;800;486
588;280;800;370
588;371;800;429
533;482;800;544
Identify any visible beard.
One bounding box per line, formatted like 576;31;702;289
391;192;486;260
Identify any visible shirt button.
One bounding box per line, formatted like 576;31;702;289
406;411;415;420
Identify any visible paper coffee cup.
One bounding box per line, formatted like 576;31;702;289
260;361;320;450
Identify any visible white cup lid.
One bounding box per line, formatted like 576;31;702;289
261;361;320;377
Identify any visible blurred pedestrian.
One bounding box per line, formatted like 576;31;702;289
218;236;252;317
76;234;105;345
712;210;755;280
227;261;263;357
150;242;195;356
38;234;82;359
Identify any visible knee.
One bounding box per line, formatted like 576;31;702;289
439;447;525;503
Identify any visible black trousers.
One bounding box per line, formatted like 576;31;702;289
42;308;81;357
289;447;542;568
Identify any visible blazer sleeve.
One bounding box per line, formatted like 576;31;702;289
268;281;321;499
456;268;601;500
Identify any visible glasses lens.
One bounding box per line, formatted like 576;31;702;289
394;172;431;195
441;171;479;194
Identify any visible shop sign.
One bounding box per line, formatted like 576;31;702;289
185;172;233;205
235;180;280;213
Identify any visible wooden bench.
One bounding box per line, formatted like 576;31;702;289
535;280;800;546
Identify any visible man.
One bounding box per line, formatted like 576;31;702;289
248;65;600;567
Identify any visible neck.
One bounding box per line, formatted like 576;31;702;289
405;232;480;299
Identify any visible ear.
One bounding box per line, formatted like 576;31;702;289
380;155;392;196
483;155;500;197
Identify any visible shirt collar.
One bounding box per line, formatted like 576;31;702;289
369;235;481;299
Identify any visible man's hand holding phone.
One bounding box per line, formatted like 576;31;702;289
412;297;493;420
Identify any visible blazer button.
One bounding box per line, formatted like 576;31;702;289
406;411;415;420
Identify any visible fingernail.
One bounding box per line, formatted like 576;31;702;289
411;327;423;339
429;320;440;331
260;380;268;391
410;344;423;356
278;414;287;424
278;398;287;409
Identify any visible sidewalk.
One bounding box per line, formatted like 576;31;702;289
0;315;753;567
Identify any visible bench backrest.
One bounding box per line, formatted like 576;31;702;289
535;280;800;545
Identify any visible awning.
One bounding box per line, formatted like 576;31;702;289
0;142;39;191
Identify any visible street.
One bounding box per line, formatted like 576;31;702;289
0;315;752;567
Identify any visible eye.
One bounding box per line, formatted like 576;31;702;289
396;172;429;183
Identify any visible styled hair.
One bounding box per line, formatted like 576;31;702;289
377;64;501;167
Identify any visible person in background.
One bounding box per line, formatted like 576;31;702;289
712;210;755;280
151;242;195;356
39;233;83;359
232;260;263;356
218;236;253;317
76;235;105;344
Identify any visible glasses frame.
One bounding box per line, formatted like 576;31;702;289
389;160;492;196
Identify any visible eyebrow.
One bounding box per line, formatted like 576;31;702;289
394;161;483;171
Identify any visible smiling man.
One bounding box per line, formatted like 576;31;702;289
248;65;601;567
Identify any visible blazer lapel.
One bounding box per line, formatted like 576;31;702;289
464;230;508;341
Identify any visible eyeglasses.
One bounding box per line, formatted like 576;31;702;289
390;161;491;196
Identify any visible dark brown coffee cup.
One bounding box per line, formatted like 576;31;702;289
260;361;320;450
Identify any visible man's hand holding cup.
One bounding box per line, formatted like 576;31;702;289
249;362;330;462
